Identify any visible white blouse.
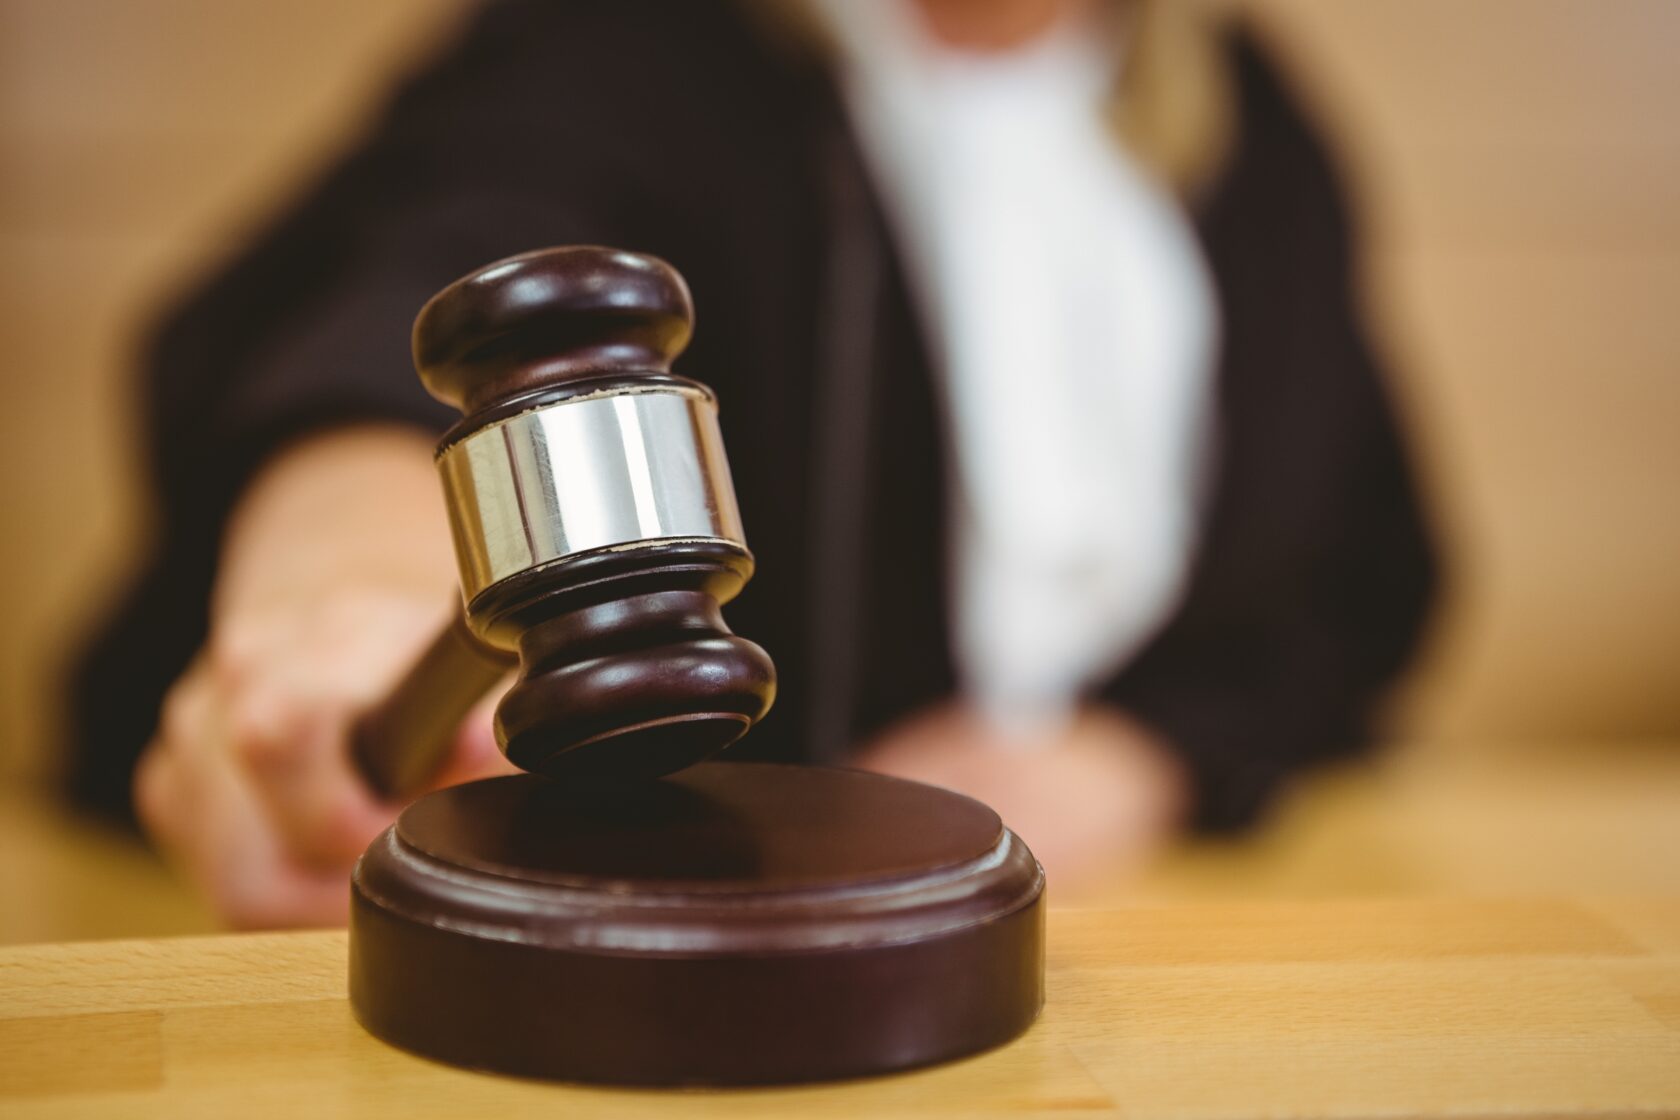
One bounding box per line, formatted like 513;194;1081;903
810;0;1219;737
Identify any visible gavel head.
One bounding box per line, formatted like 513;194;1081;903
415;246;775;780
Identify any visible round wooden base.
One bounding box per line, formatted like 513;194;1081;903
348;763;1045;1086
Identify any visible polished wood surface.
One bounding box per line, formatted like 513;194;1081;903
2;897;1676;1117
348;764;1043;1084
6;741;1676;1108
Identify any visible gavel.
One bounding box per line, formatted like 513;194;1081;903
346;246;776;798
345;244;1042;1087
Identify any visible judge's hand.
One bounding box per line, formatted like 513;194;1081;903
135;427;514;930
851;702;1187;895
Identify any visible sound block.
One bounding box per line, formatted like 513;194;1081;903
349;763;1044;1086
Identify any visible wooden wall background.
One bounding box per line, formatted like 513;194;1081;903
1;0;1677;787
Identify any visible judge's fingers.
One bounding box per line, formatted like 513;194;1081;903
136;663;354;927
214;594;440;868
134;659;217;863
225;676;393;871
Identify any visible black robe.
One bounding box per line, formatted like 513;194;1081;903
69;0;1440;831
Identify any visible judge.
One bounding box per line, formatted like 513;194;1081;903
71;0;1438;926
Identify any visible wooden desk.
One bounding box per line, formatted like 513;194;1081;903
10;740;1680;947
2;899;1676;1118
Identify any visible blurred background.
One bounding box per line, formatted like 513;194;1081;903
1;0;1676;942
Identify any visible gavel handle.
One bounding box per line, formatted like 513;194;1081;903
350;611;516;802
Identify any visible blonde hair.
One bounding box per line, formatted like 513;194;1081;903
1105;0;1235;198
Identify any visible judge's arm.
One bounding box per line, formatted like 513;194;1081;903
134;427;511;928
102;5;628;925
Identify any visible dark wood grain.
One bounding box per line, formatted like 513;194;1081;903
350;763;1045;1085
350;247;775;794
350;612;514;801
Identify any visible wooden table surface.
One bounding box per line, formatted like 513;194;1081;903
2;898;1677;1119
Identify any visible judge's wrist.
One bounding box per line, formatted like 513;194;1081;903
214;423;455;623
